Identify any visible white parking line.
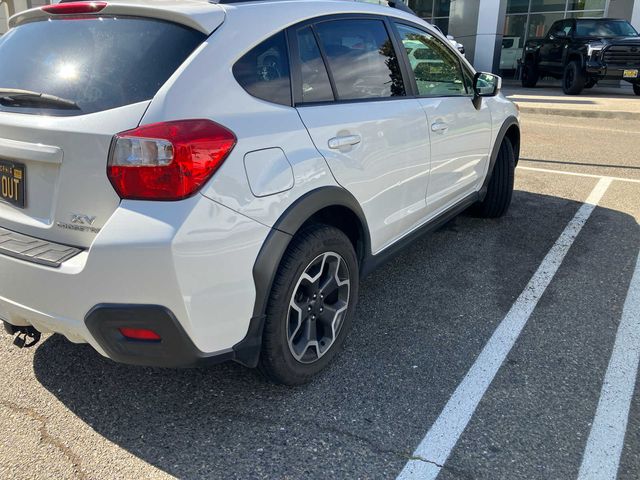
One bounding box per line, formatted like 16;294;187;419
397;177;612;480
577;250;640;480
518;165;640;184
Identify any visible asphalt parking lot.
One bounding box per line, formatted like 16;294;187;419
1;111;639;480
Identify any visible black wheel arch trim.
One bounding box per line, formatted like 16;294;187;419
479;116;520;201
233;186;372;368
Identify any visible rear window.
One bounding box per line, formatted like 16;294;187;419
0;17;205;116
233;32;292;106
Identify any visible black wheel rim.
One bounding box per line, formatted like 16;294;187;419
287;252;351;364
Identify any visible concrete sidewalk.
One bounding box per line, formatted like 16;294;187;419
502;80;640;120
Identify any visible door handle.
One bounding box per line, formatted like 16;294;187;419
431;122;449;134
328;134;361;149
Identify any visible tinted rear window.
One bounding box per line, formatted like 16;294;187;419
233;32;292;106
0;17;205;116
314;19;405;100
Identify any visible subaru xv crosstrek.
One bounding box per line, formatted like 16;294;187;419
0;0;520;384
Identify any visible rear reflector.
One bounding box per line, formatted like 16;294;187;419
42;2;107;14
118;327;161;341
107;119;236;201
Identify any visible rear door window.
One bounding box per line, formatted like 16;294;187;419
313;19;405;100
233;31;292;106
294;26;334;103
0;17;205;116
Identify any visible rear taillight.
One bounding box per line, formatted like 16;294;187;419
42;2;107;14
107;120;236;201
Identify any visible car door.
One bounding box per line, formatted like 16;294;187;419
393;22;492;216
541;20;573;73
291;17;432;254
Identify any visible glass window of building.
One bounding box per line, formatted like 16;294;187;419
500;0;608;77
407;0;452;34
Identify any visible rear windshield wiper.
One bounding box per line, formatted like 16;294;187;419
0;88;80;110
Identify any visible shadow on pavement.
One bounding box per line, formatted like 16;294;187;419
31;190;639;479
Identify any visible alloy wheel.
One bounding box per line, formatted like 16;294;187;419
287;252;351;364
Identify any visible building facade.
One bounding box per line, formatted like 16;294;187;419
407;0;640;74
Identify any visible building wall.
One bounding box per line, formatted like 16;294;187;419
448;0;481;66
1;0;49;33
0;2;9;34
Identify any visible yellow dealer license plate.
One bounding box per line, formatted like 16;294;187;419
0;160;26;208
623;69;638;79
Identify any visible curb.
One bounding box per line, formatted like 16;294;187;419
517;106;640;121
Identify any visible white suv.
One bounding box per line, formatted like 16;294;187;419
0;0;519;384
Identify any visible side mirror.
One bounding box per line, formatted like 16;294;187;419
473;72;502;97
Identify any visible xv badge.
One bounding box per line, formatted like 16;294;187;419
71;214;97;226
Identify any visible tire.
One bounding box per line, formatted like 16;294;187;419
471;137;515;218
634;83;640;96
258;223;359;385
563;60;586;95
521;62;539;88
584;78;597;89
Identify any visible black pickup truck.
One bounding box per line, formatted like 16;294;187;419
521;18;640;95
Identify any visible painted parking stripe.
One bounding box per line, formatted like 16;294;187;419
577;250;640;480
518;165;640;185
397;177;612;480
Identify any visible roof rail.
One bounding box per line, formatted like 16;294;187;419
216;0;416;15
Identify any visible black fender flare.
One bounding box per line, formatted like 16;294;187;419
232;186;371;367
565;50;587;69
479;116;520;200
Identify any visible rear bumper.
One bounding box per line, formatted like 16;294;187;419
84;304;235;367
0;194;272;366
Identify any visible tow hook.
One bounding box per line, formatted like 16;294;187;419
3;322;41;348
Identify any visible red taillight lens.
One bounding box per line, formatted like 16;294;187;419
107;120;236;201
118;327;162;341
42;2;107;14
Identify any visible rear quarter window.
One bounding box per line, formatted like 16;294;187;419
233;32;292;106
0;17;206;116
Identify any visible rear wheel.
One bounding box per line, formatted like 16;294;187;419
634;83;640;96
258;224;359;385
563;60;586;95
521;62;539;88
471;138;515;218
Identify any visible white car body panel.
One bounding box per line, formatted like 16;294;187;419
0;102;150;248
297;99;431;254
500;37;522;71
419;96;493;215
0;194;270;353
243;148;295;197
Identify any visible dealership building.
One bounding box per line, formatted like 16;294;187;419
2;0;640;74
403;0;640;74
